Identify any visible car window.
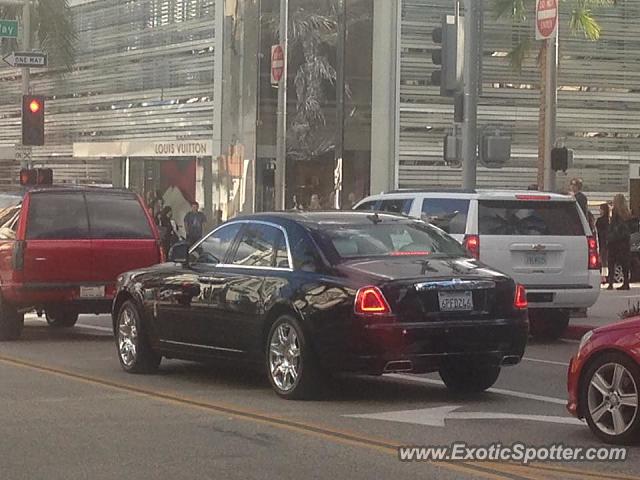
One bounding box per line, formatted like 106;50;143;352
191;223;242;265
313;220;468;259
378;199;412;215
478;200;584;236
354;200;378;211
86;193;154;239
231;224;286;268
26;192;90;240
0;196;21;240
421;198;470;234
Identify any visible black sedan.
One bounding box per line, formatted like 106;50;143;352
112;212;529;399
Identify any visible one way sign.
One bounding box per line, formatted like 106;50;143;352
3;51;47;68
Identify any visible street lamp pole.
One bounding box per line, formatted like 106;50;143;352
274;0;288;211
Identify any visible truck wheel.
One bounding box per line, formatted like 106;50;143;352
45;308;79;328
0;295;24;341
529;309;570;341
439;361;500;394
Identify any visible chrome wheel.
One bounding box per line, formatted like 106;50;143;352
269;322;301;392
614;264;624;284
118;306;138;368
588;362;639;436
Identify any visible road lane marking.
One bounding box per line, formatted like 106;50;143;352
0;354;624;480
346;405;583;427
522;357;569;367
25;317;113;334
388;374;568;406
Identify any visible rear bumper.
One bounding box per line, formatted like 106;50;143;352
318;316;529;375
525;272;600;309
2;282;115;313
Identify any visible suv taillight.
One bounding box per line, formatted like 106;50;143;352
587;236;600;270
514;284;528;309
463;234;480;259
355;287;391;315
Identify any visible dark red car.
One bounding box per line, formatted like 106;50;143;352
567;317;640;444
0;174;163;341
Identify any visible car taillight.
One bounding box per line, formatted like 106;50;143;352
354;287;391;315
514;284;528;309
463;234;480;259
587;236;600;270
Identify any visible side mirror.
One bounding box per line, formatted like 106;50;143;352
168;242;190;264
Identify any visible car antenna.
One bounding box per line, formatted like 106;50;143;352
367;212;382;224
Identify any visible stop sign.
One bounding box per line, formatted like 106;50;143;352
271;45;285;85
536;0;558;40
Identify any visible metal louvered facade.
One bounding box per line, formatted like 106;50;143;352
0;0;217;186
398;0;640;194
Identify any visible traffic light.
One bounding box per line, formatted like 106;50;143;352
431;15;464;97
19;168;53;186
22;95;45;146
551;147;574;172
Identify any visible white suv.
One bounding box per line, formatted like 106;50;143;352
355;190;601;339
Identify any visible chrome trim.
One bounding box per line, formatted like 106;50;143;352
159;339;244;354
189;220;294;272
414;279;495;291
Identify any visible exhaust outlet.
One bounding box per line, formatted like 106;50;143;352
384;360;413;373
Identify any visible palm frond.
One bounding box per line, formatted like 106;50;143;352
491;0;533;22
507;35;533;71
35;0;77;70
569;7;602;40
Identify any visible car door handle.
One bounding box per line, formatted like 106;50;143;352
198;276;226;285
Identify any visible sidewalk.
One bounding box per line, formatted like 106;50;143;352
565;284;640;339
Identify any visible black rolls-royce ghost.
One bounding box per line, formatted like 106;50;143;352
112;211;529;399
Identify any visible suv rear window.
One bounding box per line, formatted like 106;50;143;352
86;193;154;239
27;192;90;240
478;200;584;236
421;198;469;234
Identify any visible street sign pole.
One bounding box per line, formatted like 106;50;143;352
544;30;558;192
461;0;482;190
274;0;288;211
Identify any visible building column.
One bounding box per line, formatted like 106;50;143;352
370;0;400;195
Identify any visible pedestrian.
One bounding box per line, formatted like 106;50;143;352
184;201;207;245
213;209;224;227
569;178;594;230
158;206;179;257
607;194;632;290
595;203;610;282
309;194;322;211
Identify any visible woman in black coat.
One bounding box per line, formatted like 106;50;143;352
595;203;609;281
607;194;632;290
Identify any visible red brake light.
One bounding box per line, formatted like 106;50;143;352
355;287;391;315
514;284;528;309
515;195;551;201
29;99;41;113
463;234;480;259
587;235;600;270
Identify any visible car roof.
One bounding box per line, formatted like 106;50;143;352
22;184;138;196
363;189;574;202
234;211;412;226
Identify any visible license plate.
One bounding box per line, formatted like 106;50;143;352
438;291;473;312
525;253;547;266
80;286;105;298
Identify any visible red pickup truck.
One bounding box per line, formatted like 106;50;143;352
0;176;163;340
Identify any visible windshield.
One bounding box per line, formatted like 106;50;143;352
313;220;469;260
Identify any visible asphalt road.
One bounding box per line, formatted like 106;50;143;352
0;313;638;480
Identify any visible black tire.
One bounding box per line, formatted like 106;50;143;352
439;361;500;394
529;309;570;341
266;315;324;400
0;294;23;341
580;352;640;445
115;300;161;374
45;308;79;328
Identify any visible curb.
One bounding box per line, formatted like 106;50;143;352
563;324;595;341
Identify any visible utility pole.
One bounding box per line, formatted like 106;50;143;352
543;33;558;192
274;0;288;210
461;0;482;190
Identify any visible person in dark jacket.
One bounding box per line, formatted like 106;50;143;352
184;201;207;245
158;206;179;257
607;194;632;290
595;203;610;280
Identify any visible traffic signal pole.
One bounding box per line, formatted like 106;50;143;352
461;0;482;190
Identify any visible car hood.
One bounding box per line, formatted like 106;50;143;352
594;316;640;336
335;255;509;283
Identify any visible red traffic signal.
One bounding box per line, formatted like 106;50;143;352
20;168;53;186
22;95;45;146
